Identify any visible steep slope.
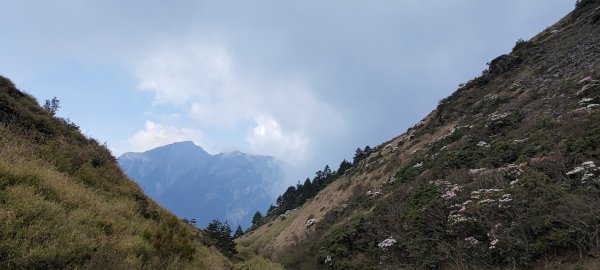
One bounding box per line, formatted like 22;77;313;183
118;142;283;229
0;78;231;269
239;2;600;269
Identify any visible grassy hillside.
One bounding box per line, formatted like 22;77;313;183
0;77;232;269
239;2;600;269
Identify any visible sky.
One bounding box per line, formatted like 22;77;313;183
0;1;575;188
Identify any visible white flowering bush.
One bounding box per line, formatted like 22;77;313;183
377;237;397;250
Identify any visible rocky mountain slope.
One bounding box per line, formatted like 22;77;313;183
0;78;232;269
118;142;283;230
238;2;600;269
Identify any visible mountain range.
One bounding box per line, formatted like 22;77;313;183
118;141;283;230
2;1;600;269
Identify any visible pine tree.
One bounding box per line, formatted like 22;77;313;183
302;178;314;199
353;147;364;164
338;159;352;175
251;211;263;227
323;165;332;177
205;219;237;257
234;225;244;238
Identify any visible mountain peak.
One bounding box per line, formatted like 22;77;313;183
169;140;197;146
160;140;207;151
117;141;283;229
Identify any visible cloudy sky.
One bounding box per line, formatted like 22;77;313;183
0;1;574;187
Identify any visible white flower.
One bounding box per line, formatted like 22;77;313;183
488;112;510;121
442;185;461;200
469;168;487;174
489;239;499;249
477;199;496;205
567;167;585;175
464;237;479;246
378;237;397;250
582;161;597;168
324;255;333;265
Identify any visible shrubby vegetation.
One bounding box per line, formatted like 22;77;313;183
0;76;231;269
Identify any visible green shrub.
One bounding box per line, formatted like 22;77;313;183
512;38;534;54
486;111;524;135
393;161;423;184
400;183;440;222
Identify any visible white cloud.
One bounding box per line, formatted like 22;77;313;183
246;115;309;164
135;44;233;105
133;41;346;168
129;121;204;152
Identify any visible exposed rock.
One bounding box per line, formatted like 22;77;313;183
278;209;297;220
306;218;317;228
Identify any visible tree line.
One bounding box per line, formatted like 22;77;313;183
249;145;374;229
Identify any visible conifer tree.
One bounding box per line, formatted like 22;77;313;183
251;211;263;227
205;219;237;257
234;225;244;238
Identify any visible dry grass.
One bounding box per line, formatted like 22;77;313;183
0;130;233;269
0;83;233;269
234;256;284;270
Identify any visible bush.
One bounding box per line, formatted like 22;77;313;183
512;39;534;54
486;54;523;76
486;111;524;135
393;161;424;184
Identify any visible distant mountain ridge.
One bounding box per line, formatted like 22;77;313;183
118;141;283;230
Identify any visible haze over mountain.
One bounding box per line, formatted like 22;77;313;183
118;141;283;229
